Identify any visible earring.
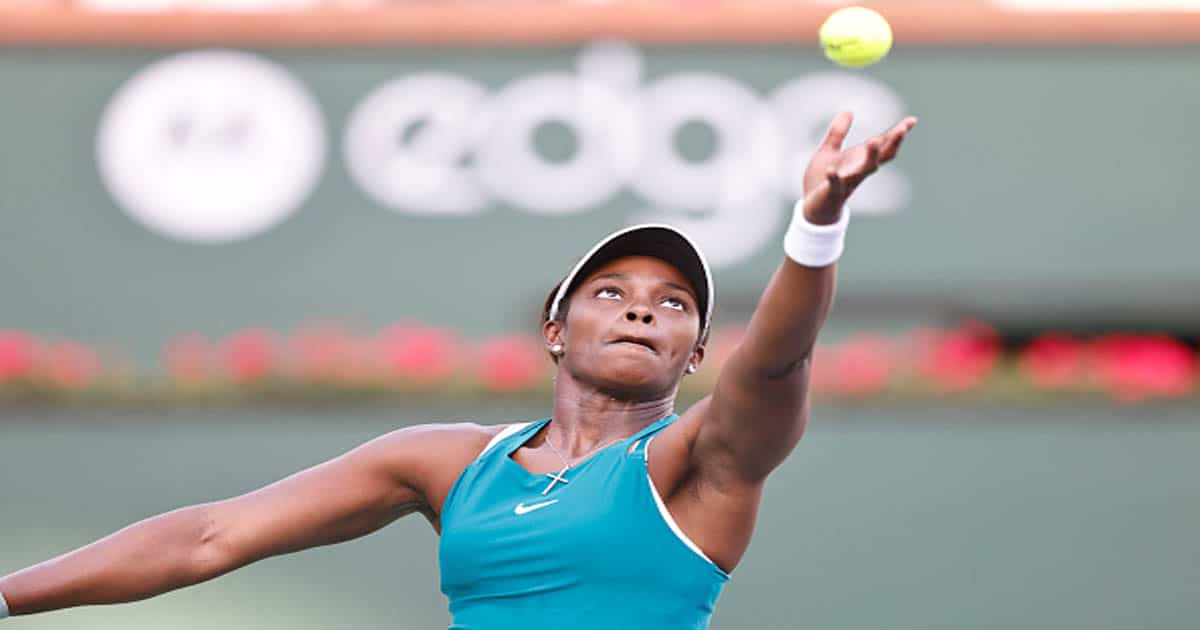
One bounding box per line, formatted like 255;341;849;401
685;364;697;375
550;343;564;356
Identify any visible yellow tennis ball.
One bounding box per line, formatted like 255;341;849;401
820;7;893;68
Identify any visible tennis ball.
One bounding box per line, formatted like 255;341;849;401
820;7;893;68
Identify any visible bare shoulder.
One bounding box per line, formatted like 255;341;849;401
374;420;501;455
650;397;762;498
366;421;516;524
648;397;765;574
644;397;711;498
367;421;504;480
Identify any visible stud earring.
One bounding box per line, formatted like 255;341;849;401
685;364;697;375
550;343;564;356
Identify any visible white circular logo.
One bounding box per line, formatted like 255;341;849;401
96;50;326;243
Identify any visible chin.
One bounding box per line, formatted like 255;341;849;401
592;363;673;400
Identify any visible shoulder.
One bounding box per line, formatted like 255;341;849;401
639;399;710;496
363;421;527;521
647;397;761;496
361;421;525;495
367;421;513;466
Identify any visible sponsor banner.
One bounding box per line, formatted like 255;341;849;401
1;45;1197;357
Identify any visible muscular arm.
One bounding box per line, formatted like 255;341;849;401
0;423;485;617
694;112;917;483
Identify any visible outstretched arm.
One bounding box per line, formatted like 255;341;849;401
0;423;472;618
695;112;917;483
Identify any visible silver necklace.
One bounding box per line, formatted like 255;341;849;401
539;424;626;495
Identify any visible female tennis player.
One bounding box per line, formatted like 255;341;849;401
0;112;915;628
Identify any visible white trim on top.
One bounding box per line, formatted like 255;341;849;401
478;422;531;461
643;435;720;568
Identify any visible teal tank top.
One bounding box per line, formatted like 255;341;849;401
438;414;730;629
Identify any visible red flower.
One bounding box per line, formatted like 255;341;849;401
222;329;276;383
915;322;1001;392
808;344;837;394
477;335;545;392
1019;333;1087;390
164;334;213;383
1091;334;1195;401
828;334;895;396
45;342;100;389
376;324;460;384
705;325;747;372
290;325;360;383
0;330;39;381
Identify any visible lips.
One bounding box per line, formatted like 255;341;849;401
610;335;658;354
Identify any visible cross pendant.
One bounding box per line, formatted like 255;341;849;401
541;466;569;495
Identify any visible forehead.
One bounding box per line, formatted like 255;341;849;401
582;255;695;295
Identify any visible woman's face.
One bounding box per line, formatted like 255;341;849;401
546;255;703;399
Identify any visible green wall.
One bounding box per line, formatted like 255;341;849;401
2;404;1198;629
2;46;1198;360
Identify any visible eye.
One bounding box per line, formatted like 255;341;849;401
595;287;622;300
661;297;687;312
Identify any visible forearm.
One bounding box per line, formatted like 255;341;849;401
695;113;913;480
732;202;843;378
724;110;913;379
698;253;834;481
0;504;224;617
735;261;836;378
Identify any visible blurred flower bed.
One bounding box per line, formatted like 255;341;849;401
0;322;1196;406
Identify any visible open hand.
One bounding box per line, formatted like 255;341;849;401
802;112;917;224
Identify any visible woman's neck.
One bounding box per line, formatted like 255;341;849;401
547;372;675;456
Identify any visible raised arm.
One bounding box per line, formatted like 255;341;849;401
695;112;917;483
0;423;482;618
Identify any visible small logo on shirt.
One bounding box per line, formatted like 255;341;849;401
514;499;559;515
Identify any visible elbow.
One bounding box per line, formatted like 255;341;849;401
763;355;808;381
749;352;812;384
185;504;236;584
730;337;814;383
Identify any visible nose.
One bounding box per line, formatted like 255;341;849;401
625;307;653;325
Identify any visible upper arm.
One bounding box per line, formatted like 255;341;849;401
683;260;831;486
686;348;813;486
199;423;485;573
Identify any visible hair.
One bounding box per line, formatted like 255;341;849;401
541;280;567;363
542;279;567;326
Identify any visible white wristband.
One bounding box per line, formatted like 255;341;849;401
0;590;9;619
783;200;850;267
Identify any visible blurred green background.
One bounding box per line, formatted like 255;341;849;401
3;12;1199;630
2;402;1197;629
2;45;1198;362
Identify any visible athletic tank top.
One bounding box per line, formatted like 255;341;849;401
438;414;730;629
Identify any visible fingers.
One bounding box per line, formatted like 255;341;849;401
825;166;845;200
865;137;881;170
824;114;916;198
837;137;881;186
821;112;854;151
878;116;917;163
